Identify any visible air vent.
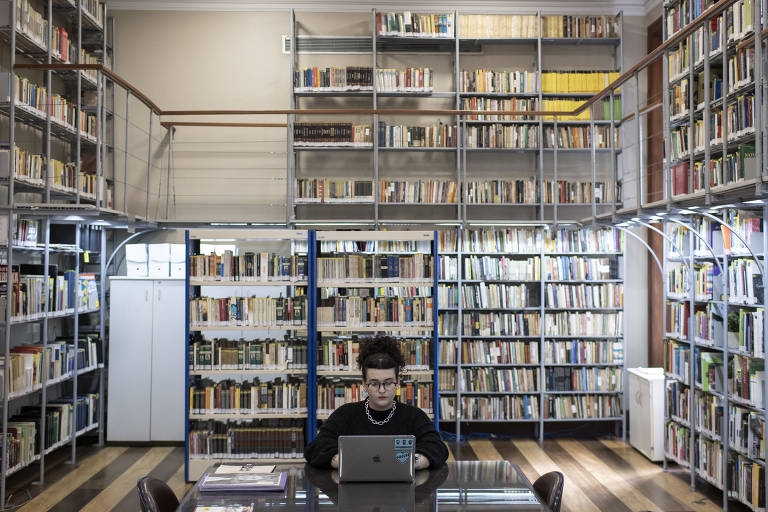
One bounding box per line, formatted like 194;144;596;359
282;36;373;54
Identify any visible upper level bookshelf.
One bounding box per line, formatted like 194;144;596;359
663;0;763;204
287;9;625;226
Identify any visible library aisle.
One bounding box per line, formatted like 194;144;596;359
4;439;734;512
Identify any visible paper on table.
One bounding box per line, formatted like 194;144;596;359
214;464;275;474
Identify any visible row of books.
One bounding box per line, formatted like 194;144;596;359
13;1;103;61
188;335;308;371
440;340;540;365
543;394;621;419
541;15;620;39
0;265;98;321
544;97;622;121
727;259;763;305
729;405;765;460
189;252;308;282
461;97;537;121
11;147;98;198
316;254;433;281
457;283;537;309
543;256;620;281
376;12;454;38
544;125;616;149
728;355;764;407
293;66;436;93
378;122;456;148
5;74;99;138
317;337;430;370
380;179;457;204
545;367;622;392
188;296;307;328
440;395;539;420
460;255;540;281
318;240;432;254
317;381;433;414
7;394;99;466
670;144;755;195
459;367;538;393
545;283;623;309
188;377;308;414
541;71;620;94
10;217;38;247
187;419;305;459
316;296;433;326
293;123;372;147
543;312;623;337
459;70;537;94
544;340;623;364
666;422;691;465
0;337;101;397
464;124;537;149
458;14;537;38
461;312;540;337
665;340;691;383
295;178;373;203
443;227;622;254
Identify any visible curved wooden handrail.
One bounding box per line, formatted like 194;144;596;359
13;10;767;124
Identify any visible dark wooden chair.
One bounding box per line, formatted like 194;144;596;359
136;476;180;512
533;471;564;512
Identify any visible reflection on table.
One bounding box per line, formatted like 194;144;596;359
177;460;551;511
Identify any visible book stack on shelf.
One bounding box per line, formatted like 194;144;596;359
662;208;767;509
664;0;760;199
185;230;311;481
289;10;624;223
437;226;624;436
314;231;438;424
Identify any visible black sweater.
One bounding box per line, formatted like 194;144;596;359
304;400;449;469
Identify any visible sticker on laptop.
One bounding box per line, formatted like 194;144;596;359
394;438;414;450
395;451;411;464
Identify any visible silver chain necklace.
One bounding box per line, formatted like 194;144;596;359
365;398;396;425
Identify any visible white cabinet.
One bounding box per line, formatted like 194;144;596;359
628;367;665;462
107;278;185;442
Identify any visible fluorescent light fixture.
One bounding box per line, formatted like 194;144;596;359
744;199;765;205
62;215;86;221
710;203;736;210
616;222;631;227
632;217;641;221
211;222;249;226
678;209;695;215
656;212;667;216
649;216;662;221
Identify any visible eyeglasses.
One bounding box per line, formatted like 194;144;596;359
366;380;397;391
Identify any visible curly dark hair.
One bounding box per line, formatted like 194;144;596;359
357;335;405;380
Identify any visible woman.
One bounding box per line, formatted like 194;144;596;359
304;335;449;469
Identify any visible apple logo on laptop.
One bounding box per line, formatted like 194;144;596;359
372;455;381;463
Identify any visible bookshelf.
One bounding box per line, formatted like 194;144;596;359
0;219;105;503
437;225;625;439
313;230;439;431
287;10;624;225
184;229;314;481
662;208;767;510
663;0;763;202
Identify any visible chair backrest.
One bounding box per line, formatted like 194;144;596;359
136;476;180;512
533;471;564;512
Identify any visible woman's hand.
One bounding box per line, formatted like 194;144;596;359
331;454;340;469
414;453;430;470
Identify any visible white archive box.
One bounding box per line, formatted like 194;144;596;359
125;244;149;277
170;244;186;278
148;243;171;277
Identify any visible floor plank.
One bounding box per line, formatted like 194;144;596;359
111;447;186;512
165;462;191;502
468;439;503;461
600;439;723;512
514;439;601;512
444;442;456;462
17;447;128;512
78;447;173;512
557;439;663;512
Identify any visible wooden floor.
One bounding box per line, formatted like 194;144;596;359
5;438;744;511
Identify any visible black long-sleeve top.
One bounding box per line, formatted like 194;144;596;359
304;400;449;469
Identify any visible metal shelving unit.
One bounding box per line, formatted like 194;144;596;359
287;10;625;226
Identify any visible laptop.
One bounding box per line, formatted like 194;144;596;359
338;435;416;482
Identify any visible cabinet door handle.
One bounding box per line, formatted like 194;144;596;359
157;288;161;302
145;289;150;302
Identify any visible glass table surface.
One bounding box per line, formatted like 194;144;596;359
177;460;551;511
